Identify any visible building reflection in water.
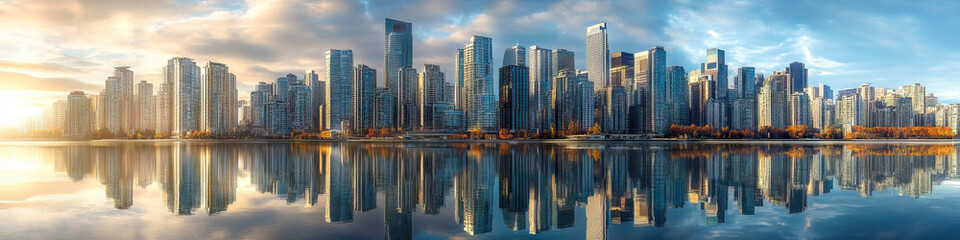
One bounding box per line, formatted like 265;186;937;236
52;142;960;238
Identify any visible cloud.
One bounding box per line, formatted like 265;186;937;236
0;71;100;92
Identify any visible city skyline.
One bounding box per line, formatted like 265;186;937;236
2;0;959;129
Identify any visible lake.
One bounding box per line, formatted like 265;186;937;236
1;141;959;239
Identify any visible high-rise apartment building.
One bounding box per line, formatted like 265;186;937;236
398;66;419;130
200;61;236;134
113;67;134;134
551;49;575;81
464;36;497;132
353;64;376;132
634;47;667;134
135;80;155;132
666;66;689;126
162;57;199;136
64;91;91;138
419;64;445;130
325;49;354;131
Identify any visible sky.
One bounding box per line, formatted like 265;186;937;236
0;0;959;127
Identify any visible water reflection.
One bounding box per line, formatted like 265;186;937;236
30;142;960;239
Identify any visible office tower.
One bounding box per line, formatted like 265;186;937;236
666;66;689;126
503;44;526;67
135;81;155;132
611;66;635;130
325;49;354;131
925;94;938;108
552;70;577;131
633;47;667;134
704;48;729;127
786;62;808;93
528;45;553;132
818;83;833;100
464;36;497;132
64;91;91;138
385;18;413;109
265;100;290;135
605;86;627;133
398;66;419;130
419;64;445;130
113;67;134;134
102;76;121;134
304;70;322;129
732;67;756;130
53;100;67;131
273;74;295;102
551;49;575;80
162;57;199;136
586;23;609;88
86;95;98;132
837;88;856;99
200;62;236;135
238;100;250;127
288;80;312;132
757;71;789;129
499;65;530;132
250;82;272;128
789;92;811;126
455;48;466;111
374;87;396;129
353;64;376;132
611;52;634;68
577;72;595;131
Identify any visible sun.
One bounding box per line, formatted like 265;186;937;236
0;92;42;128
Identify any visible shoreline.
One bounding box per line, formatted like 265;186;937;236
2;138;958;144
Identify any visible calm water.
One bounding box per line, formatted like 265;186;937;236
1;141;960;239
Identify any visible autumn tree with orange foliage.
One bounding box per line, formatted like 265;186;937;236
816;127;843;139
587;123;602;135
785;125;814;139
845;126;956;139
498;128;514;139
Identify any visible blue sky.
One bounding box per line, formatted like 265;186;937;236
0;0;958;124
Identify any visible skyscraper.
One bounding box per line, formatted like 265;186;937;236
818;83;833;100
374;87;396;129
200;61;236;135
419;64;445;130
704;48;728;127
325;49;354;131
503;44;526;67
732;67;756;130
528;45;553;132
551;49;575;80
288;79;312;132
633;46;670;134
114;67;134;134
385;18;413;112
64;91;91;138
464;36;497;132
455;49;466;111
135;80;155;132
586;23;609;89
499;65;530;132
605;86;627;133
789;92;811;126
786;62;808;93
757;71;790;129
162;57;199;136
304;70;322;130
665;66;689;126
101;76;122;134
398;66;419;130
250;82;272;129
353;64;376;132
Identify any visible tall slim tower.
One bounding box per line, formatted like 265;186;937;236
464;36;496;132
528;45;553;132
135;80;155;132
586;23;610;89
455;49;466;111
353;64;376;132
200;61;234;135
325;49;354;131
163;57;199;137
304;70;321;129
385;18;413;117
419;64;445;130
551;49;575;80
398;66;420;130
632;47;666;134
114;67;134;133
786;62;808;93
64;91;91;138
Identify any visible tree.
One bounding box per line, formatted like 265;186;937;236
498;128;514;139
587;123;602;135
